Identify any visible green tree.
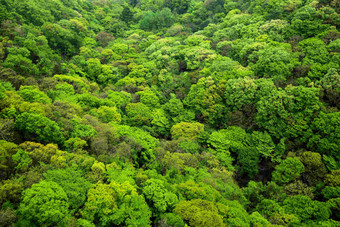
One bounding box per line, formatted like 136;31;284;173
18;86;51;104
171;122;204;141
283;195;331;222
12;149;32;172
142;179;178;214
81;181;152;226
120;6;134;24
168;0;191;14
308;111;340;159
151;109;171;136
272;157;304;185
18;181;69;226
136;89;160;108
0;140;18;179
176;180;221;202
125;103;153;127
298;151;327;186
91;106;121;124
15;113;64;144
44;168;91;211
174;199;225;227
184;77;225;125
3;47;38;77
249;45;300;81
256;85;321;141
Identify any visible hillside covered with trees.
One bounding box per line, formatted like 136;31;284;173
0;0;339;226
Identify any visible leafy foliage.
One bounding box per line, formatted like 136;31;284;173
0;0;339;226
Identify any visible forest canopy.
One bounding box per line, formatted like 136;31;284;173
0;0;339;226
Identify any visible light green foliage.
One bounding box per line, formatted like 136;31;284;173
15;112;64;144
19;142;59;165
106;91;132;108
256;199;299;226
283;195;331;222
163;94;195;124
70;119;97;141
151;108;171;136
114;125;158;166
272;157;304;185
76;219;96;227
308;111;340;159
86;58;102;81
86;161;106;182
1;0;339;225
136;89;160;108
171;122;204;141
184;77;225;125
249;45;300;81
174;199;225;227
207;127;246;170
162;151;199;172
114;124;159;151
142;179;178;213
160;213;186;227
53;74;90;93
177;140;201;154
76;93;104;109
259;19;288;41
44;168;91;210
249;211;270;226
207;56;253;81
18;86;52;104
176;180;221;202
64;137;87;152
248;0;303;19
256;85;321;140
91;106;121;124
208;126;246;153
3;47;38;76
247;131;280;161
18;181;69;225
48;83;75;102
224;78;276;111
224;77;258;112
223;200;251;226
178;47;217;71
106;162;136;185
125;102;153;127
298;38;336;79
12;149;32;172
82;181;152;226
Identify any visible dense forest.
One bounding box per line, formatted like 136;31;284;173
0;0;339;226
